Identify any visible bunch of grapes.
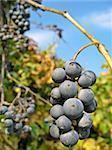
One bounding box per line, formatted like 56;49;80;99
0;2;32;56
0;23;29;51
0;96;36;135
0;24;14;41
49;60;97;148
0;1;37;136
9;1;30;34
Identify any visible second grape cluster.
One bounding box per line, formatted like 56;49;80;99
49;60;97;148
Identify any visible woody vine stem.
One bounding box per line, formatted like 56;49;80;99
26;0;112;70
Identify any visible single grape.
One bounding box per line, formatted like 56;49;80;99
2;106;8;114
51;87;61;100
59;80;78;99
9;9;13;15
84;98;97;113
60;130;79;147
4;111;14;119
15;19;19;24
23;125;32;132
23;26;29;31
77;127;90;140
78;88;94;105
77;113;92;128
18;15;23;20
52;68;66;83
49;97;59;105
50;105;64;119
78;74;92;88
63;98;84;119
24;21;29;26
84;70;96;85
78;70;96;88
29;104;36;108
19;5;24;10
14;113;22;122
56;115;72;132
49;124;60;139
12;15;17;20
18;21;24;27
4;119;13;127
13;10;20;16
15;122;23;130
3;24;8;29
1;27;6;32
27;107;35;114
65;60;82;78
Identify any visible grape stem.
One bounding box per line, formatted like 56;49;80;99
20;85;52;106
7;72;52;106
26;0;112;70
9;91;21;109
18;98;26;112
69;147;72;150
73;41;99;61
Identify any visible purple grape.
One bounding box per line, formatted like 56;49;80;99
56;115;72;132
65;61;82;78
63;98;84;119
59;80;78;99
78;88;94;105
60;130;79;147
50;124;60;139
50;104;64;119
52;68;66;83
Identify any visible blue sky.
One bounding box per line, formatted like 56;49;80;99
26;0;112;75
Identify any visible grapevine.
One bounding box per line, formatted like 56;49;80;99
0;0;111;150
0;0;40;136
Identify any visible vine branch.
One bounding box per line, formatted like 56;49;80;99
7;72;51;106
0;52;5;106
26;0;112;70
0;0;7;106
9;91;21;109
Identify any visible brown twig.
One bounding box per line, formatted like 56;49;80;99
7;72;51;106
0;53;5;106
73;42;99;61
0;1;7;106
9;91;21;109
19;85;52;106
18;98;26;112
26;0;112;69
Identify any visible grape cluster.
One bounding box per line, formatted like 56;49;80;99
9;2;30;34
0;26;30;55
0;24;14;41
0;97;36;135
0;1;30;51
49;60;97;147
0;24;27;50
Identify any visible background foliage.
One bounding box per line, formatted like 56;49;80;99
0;1;112;150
